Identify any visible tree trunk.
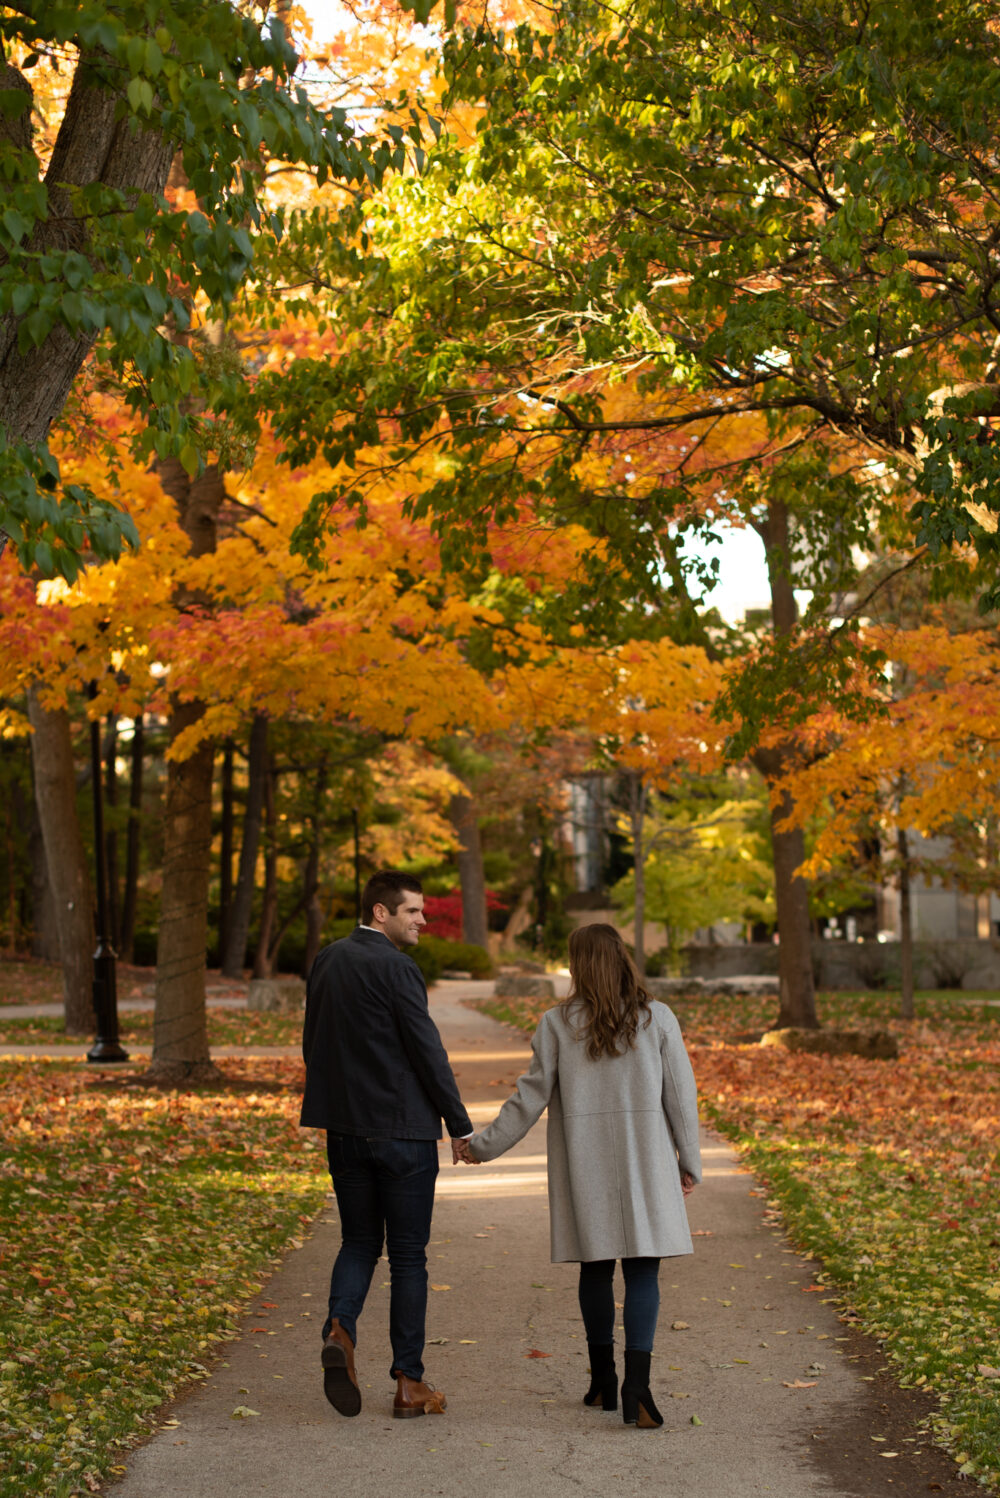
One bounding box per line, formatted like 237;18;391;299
628;772;648;977
151;699;216;1078
218;739;234;961
221;713;268;977
754;752;818;1029
449;790;489;948
119;714;144;964
29;797;60;961
897;826;915;1020
26;688;94;1034
0;51;173;445
150;458;225;1079
253;756;279;979
751;496;819;1030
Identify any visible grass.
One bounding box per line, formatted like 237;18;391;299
0;1058;327;1498
0;1009;303;1048
477;986;1000;1492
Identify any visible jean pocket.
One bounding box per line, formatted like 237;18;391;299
369;1137;435;1180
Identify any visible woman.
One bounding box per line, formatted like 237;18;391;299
468;923;701;1428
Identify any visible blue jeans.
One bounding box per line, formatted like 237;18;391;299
324;1133;439;1381
578;1257;661;1352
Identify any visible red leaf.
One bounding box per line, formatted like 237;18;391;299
525;1349;551;1358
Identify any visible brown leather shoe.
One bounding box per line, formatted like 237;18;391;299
392;1374;447;1418
321;1319;361;1416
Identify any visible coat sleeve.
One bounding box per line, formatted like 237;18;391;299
657;1005;702;1183
390;959;473;1139
468;1011;559;1162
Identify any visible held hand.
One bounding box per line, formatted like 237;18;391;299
451;1137;476;1165
681;1171;696;1197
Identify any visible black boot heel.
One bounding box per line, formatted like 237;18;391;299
621;1349;663;1429
583;1343;618;1411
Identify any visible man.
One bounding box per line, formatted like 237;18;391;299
300;870;473;1420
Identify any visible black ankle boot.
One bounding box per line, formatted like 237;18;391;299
621;1348;663;1428
583;1343;618;1411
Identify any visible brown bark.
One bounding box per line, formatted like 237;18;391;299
29;798;60;961
449;790;489;948
751;497;819;1030
151;699;216;1076
26;688;95;1034
253;756;279;979
149;461;225;1080
0;49;173;446
221;714;269;977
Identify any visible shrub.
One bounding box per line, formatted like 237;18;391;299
410;936;493;983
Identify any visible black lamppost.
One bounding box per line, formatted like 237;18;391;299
87;685;128;1064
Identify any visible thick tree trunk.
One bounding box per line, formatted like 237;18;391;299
0;50;173;445
754;752;818;1029
150;459;225;1079
221;714;268;977
151;699;216;1078
26;688;94;1034
897;827;915;1020
29;798;60;961
752;497;819;1030
253;757;279;979
119;715;144;963
449;791;489;948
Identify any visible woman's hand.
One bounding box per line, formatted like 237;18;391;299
681;1171;696;1197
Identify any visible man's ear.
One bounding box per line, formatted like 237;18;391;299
370;902;389;925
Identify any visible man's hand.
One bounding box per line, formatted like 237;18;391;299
681;1170;696;1197
451;1137;476;1164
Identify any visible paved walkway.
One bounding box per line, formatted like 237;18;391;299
85;982;955;1498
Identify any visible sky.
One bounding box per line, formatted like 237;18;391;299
297;0;775;624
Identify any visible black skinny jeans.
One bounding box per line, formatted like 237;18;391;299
577;1257;661;1352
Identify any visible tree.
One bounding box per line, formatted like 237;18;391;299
610;770;775;968
0;0;421;579
252;0;1000;1025
776;619;1000;1016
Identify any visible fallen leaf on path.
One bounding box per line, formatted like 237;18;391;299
430;1284;451;1291
690;1415;703;1426
525;1349;551;1358
231;1406;260;1418
427;1337;449;1345
782;1380;818;1389
671;1320;690;1330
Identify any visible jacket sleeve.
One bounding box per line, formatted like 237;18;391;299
469;1011;558;1162
658;1006;702;1183
390;960;473;1138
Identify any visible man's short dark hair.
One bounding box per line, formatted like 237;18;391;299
361;871;423;926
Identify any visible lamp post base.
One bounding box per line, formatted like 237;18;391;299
86;1038;130;1063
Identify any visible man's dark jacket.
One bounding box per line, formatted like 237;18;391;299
299;927;472;1140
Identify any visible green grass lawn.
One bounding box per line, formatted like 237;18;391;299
479;986;1000;1492
0;1058;327;1498
0;1009;302;1048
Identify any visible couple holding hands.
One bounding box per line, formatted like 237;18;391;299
300;871;701;1428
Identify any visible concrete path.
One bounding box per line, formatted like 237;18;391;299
93;981;959;1498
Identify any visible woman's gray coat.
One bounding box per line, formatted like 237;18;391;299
469;1000;701;1262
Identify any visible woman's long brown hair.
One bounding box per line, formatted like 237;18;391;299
563;923;653;1060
